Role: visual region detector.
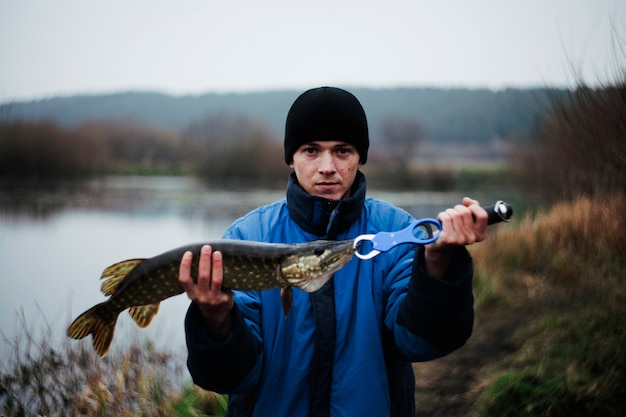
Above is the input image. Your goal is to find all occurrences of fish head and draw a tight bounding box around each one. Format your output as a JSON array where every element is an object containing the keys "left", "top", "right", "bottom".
[{"left": 280, "top": 239, "right": 356, "bottom": 292}]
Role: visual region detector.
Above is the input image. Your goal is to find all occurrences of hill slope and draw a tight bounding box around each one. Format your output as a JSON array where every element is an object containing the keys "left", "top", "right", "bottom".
[{"left": 1, "top": 87, "right": 566, "bottom": 145}]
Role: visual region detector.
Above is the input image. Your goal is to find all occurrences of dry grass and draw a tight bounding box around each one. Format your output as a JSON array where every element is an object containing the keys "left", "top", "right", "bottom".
[
  {"left": 471, "top": 195, "right": 626, "bottom": 306},
  {"left": 0, "top": 313, "right": 226, "bottom": 417}
]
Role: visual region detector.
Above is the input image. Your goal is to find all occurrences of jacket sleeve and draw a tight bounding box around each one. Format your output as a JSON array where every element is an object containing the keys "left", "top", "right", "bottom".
[
  {"left": 391, "top": 246, "right": 474, "bottom": 361},
  {"left": 184, "top": 297, "right": 263, "bottom": 393}
]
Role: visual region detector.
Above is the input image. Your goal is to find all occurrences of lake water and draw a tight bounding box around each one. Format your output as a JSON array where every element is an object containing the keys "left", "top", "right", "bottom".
[{"left": 0, "top": 176, "right": 497, "bottom": 357}]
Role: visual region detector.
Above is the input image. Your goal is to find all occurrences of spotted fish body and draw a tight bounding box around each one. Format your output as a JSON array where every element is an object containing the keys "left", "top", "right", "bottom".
[{"left": 67, "top": 239, "right": 356, "bottom": 357}]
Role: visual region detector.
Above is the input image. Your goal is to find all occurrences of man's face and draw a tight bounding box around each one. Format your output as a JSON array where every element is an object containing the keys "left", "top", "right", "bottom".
[{"left": 289, "top": 141, "right": 363, "bottom": 201}]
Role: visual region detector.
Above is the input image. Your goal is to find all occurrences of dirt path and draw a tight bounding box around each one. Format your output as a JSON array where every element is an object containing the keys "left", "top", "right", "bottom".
[{"left": 412, "top": 306, "right": 520, "bottom": 416}]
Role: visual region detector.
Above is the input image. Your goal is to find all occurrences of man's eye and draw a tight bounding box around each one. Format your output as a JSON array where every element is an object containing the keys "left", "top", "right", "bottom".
[{"left": 304, "top": 147, "right": 317, "bottom": 154}]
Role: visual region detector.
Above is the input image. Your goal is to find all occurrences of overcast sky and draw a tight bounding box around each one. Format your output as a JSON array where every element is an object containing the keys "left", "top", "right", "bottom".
[{"left": 1, "top": 0, "right": 624, "bottom": 103}]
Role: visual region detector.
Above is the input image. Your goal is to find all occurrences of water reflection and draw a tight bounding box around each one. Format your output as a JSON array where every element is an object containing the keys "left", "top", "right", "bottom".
[
  {"left": 0, "top": 176, "right": 473, "bottom": 356},
  {"left": 0, "top": 176, "right": 287, "bottom": 221}
]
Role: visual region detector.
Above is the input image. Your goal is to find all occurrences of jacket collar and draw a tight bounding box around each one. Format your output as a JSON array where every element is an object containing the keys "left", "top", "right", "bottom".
[{"left": 286, "top": 171, "right": 366, "bottom": 239}]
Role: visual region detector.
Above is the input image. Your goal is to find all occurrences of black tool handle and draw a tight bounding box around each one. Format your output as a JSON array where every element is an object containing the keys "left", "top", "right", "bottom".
[{"left": 484, "top": 201, "right": 514, "bottom": 225}]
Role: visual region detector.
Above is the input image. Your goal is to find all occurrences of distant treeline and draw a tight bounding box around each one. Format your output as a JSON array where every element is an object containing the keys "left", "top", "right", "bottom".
[
  {"left": 1, "top": 77, "right": 624, "bottom": 199},
  {"left": 0, "top": 113, "right": 289, "bottom": 185},
  {"left": 1, "top": 87, "right": 566, "bottom": 146},
  {"left": 0, "top": 121, "right": 185, "bottom": 179}
]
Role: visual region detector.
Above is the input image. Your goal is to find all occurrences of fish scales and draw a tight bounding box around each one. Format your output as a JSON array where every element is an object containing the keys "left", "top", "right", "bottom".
[
  {"left": 67, "top": 239, "right": 356, "bottom": 357},
  {"left": 102, "top": 241, "right": 313, "bottom": 310}
]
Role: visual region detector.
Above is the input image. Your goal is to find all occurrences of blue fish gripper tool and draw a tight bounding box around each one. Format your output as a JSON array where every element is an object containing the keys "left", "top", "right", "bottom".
[{"left": 353, "top": 218, "right": 442, "bottom": 260}]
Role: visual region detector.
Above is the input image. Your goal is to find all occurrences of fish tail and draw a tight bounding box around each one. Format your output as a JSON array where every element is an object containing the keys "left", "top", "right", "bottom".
[{"left": 67, "top": 303, "right": 117, "bottom": 358}]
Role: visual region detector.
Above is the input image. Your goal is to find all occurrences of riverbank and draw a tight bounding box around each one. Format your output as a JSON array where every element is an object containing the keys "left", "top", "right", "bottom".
[{"left": 414, "top": 195, "right": 626, "bottom": 416}]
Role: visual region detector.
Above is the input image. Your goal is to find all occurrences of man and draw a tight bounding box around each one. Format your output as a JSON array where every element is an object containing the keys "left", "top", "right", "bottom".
[{"left": 179, "top": 86, "right": 487, "bottom": 416}]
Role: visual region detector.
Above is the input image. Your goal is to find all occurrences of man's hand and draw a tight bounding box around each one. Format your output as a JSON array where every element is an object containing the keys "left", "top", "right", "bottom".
[
  {"left": 179, "top": 245, "right": 235, "bottom": 339},
  {"left": 425, "top": 197, "right": 488, "bottom": 279}
]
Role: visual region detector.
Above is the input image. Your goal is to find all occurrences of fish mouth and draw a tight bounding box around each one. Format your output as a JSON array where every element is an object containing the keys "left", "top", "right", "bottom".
[{"left": 280, "top": 239, "right": 356, "bottom": 292}]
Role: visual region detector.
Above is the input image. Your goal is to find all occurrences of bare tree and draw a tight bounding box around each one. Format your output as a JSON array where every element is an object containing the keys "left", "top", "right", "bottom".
[
  {"left": 521, "top": 79, "right": 626, "bottom": 202},
  {"left": 180, "top": 112, "right": 288, "bottom": 184},
  {"left": 379, "top": 116, "right": 424, "bottom": 170}
]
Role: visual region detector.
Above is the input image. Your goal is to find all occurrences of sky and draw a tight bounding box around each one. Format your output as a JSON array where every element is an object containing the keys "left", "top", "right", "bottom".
[{"left": 1, "top": 0, "right": 625, "bottom": 103}]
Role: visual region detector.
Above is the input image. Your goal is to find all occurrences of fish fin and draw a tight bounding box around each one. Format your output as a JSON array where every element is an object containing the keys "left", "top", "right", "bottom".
[
  {"left": 294, "top": 271, "right": 335, "bottom": 293},
  {"left": 128, "top": 304, "right": 160, "bottom": 328},
  {"left": 67, "top": 303, "right": 117, "bottom": 358},
  {"left": 100, "top": 259, "right": 145, "bottom": 295},
  {"left": 280, "top": 286, "right": 292, "bottom": 317}
]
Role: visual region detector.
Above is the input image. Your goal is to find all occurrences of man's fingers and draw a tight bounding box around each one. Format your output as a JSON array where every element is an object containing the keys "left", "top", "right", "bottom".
[
  {"left": 178, "top": 245, "right": 232, "bottom": 311},
  {"left": 443, "top": 207, "right": 470, "bottom": 245},
  {"left": 197, "top": 245, "right": 213, "bottom": 289},
  {"left": 178, "top": 251, "right": 193, "bottom": 287},
  {"left": 462, "top": 196, "right": 479, "bottom": 207},
  {"left": 209, "top": 251, "right": 224, "bottom": 293},
  {"left": 463, "top": 197, "right": 488, "bottom": 241},
  {"left": 454, "top": 204, "right": 473, "bottom": 227}
]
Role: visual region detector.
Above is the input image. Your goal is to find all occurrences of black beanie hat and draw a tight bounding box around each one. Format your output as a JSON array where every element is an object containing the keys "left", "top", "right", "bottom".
[{"left": 284, "top": 86, "right": 369, "bottom": 164}]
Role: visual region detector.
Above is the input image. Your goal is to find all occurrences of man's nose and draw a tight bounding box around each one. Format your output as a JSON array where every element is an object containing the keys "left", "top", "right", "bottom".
[{"left": 318, "top": 152, "right": 336, "bottom": 173}]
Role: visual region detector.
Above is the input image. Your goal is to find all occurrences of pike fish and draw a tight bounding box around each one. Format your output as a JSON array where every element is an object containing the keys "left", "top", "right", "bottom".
[{"left": 67, "top": 239, "right": 356, "bottom": 357}]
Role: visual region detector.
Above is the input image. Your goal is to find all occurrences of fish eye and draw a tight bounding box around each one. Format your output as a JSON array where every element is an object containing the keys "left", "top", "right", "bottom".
[{"left": 313, "top": 248, "right": 325, "bottom": 256}]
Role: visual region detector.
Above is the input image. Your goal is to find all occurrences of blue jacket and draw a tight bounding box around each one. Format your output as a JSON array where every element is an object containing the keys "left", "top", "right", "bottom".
[{"left": 184, "top": 173, "right": 474, "bottom": 417}]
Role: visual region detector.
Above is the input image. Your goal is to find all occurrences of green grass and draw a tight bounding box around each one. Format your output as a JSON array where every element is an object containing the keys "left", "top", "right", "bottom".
[{"left": 478, "top": 305, "right": 625, "bottom": 416}]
